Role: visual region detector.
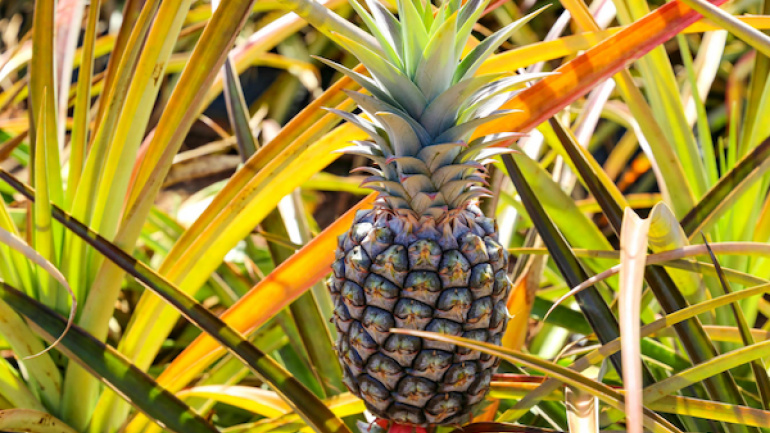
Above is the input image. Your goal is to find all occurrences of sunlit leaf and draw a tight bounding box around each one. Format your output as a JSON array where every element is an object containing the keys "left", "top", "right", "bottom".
[
  {"left": 395, "top": 330, "right": 682, "bottom": 433},
  {"left": 0, "top": 409, "right": 77, "bottom": 433},
  {"left": 147, "top": 194, "right": 375, "bottom": 403},
  {"left": 619, "top": 209, "right": 651, "bottom": 433}
]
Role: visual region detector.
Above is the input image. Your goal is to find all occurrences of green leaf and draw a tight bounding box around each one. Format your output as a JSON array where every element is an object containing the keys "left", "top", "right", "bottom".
[
  {"left": 261, "top": 204, "right": 344, "bottom": 398},
  {"left": 677, "top": 34, "right": 717, "bottom": 187},
  {"left": 343, "top": 89, "right": 431, "bottom": 145},
  {"left": 0, "top": 170, "right": 352, "bottom": 433},
  {"left": 454, "top": 9, "right": 544, "bottom": 83},
  {"left": 0, "top": 227, "right": 61, "bottom": 412},
  {"left": 420, "top": 74, "right": 501, "bottom": 137},
  {"left": 0, "top": 359, "right": 45, "bottom": 411},
  {"left": 547, "top": 116, "right": 751, "bottom": 416},
  {"left": 0, "top": 409, "right": 77, "bottom": 433},
  {"left": 461, "top": 72, "right": 554, "bottom": 121},
  {"left": 501, "top": 152, "right": 629, "bottom": 381},
  {"left": 740, "top": 0, "right": 770, "bottom": 157},
  {"left": 648, "top": 203, "right": 703, "bottom": 298},
  {"left": 676, "top": 0, "right": 770, "bottom": 58},
  {"left": 643, "top": 338, "right": 770, "bottom": 405},
  {"left": 0, "top": 201, "right": 34, "bottom": 296},
  {"left": 701, "top": 236, "right": 770, "bottom": 410},
  {"left": 398, "top": 0, "right": 429, "bottom": 77},
  {"left": 331, "top": 32, "right": 428, "bottom": 118},
  {"left": 66, "top": 0, "right": 101, "bottom": 208},
  {"left": 501, "top": 151, "right": 616, "bottom": 280},
  {"left": 347, "top": 0, "right": 403, "bottom": 68},
  {"left": 314, "top": 56, "right": 403, "bottom": 111},
  {"left": 222, "top": 58, "right": 258, "bottom": 159},
  {"left": 29, "top": 0, "right": 60, "bottom": 199},
  {"left": 455, "top": 0, "right": 490, "bottom": 56},
  {"left": 280, "top": 0, "right": 380, "bottom": 55},
  {"left": 435, "top": 110, "right": 515, "bottom": 143},
  {"left": 377, "top": 112, "right": 423, "bottom": 156},
  {"left": 414, "top": 11, "right": 458, "bottom": 101},
  {"left": 510, "top": 279, "right": 770, "bottom": 424},
  {"left": 681, "top": 136, "right": 770, "bottom": 238},
  {"left": 0, "top": 283, "right": 218, "bottom": 433},
  {"left": 396, "top": 329, "right": 683, "bottom": 433},
  {"left": 33, "top": 90, "right": 55, "bottom": 308}
]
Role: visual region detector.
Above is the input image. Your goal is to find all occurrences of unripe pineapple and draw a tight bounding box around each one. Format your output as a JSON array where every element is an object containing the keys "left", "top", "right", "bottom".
[{"left": 325, "top": 0, "right": 541, "bottom": 427}]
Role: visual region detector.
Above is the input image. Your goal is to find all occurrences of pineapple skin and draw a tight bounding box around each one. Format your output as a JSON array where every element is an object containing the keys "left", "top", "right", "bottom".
[
  {"left": 328, "top": 205, "right": 512, "bottom": 426},
  {"left": 319, "top": 0, "right": 542, "bottom": 425}
]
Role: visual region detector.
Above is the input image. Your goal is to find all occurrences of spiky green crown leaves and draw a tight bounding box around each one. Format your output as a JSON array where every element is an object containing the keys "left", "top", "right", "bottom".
[{"left": 323, "top": 0, "right": 545, "bottom": 218}]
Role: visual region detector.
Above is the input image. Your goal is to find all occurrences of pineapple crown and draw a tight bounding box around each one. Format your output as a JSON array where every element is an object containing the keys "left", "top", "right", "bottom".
[{"left": 322, "top": 0, "right": 545, "bottom": 219}]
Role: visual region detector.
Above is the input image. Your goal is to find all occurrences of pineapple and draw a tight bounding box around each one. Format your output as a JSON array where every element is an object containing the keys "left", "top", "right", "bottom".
[{"left": 325, "top": 0, "right": 541, "bottom": 427}]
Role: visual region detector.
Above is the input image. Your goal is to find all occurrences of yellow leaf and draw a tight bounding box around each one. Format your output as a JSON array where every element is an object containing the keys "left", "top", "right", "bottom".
[
  {"left": 123, "top": 193, "right": 376, "bottom": 433},
  {"left": 177, "top": 386, "right": 291, "bottom": 418}
]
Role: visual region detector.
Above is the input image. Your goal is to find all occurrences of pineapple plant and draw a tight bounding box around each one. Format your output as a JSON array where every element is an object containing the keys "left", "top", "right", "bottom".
[{"left": 324, "top": 0, "right": 541, "bottom": 427}]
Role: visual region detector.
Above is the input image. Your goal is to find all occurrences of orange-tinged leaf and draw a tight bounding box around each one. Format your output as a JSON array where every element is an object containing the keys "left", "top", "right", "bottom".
[
  {"left": 152, "top": 89, "right": 358, "bottom": 281},
  {"left": 472, "top": 398, "right": 500, "bottom": 423},
  {"left": 116, "top": 112, "right": 365, "bottom": 433},
  {"left": 151, "top": 193, "right": 376, "bottom": 396},
  {"left": 501, "top": 264, "right": 538, "bottom": 351},
  {"left": 473, "top": 0, "right": 729, "bottom": 140}
]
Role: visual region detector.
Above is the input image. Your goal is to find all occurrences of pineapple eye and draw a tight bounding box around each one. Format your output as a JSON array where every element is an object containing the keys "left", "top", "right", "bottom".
[
  {"left": 364, "top": 274, "right": 401, "bottom": 311},
  {"left": 438, "top": 250, "right": 471, "bottom": 288},
  {"left": 439, "top": 362, "right": 479, "bottom": 393},
  {"left": 469, "top": 263, "right": 494, "bottom": 298},
  {"left": 393, "top": 298, "right": 433, "bottom": 329},
  {"left": 411, "top": 350, "right": 453, "bottom": 381},
  {"left": 407, "top": 239, "right": 442, "bottom": 271}
]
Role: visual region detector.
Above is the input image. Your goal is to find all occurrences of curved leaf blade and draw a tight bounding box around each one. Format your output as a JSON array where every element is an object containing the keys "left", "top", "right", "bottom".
[
  {"left": 0, "top": 283, "right": 218, "bottom": 433},
  {"left": 395, "top": 330, "right": 682, "bottom": 433},
  {"left": 0, "top": 171, "right": 352, "bottom": 433},
  {"left": 150, "top": 194, "right": 376, "bottom": 399}
]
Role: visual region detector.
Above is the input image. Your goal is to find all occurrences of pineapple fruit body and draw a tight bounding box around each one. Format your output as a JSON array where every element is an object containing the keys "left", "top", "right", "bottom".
[
  {"left": 329, "top": 207, "right": 512, "bottom": 425},
  {"left": 322, "top": 0, "right": 542, "bottom": 426}
]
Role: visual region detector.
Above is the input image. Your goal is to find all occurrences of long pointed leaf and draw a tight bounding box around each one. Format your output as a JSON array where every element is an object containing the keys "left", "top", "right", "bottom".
[
  {"left": 702, "top": 237, "right": 770, "bottom": 410},
  {"left": 472, "top": 0, "right": 730, "bottom": 139},
  {"left": 0, "top": 170, "right": 352, "bottom": 433},
  {"left": 0, "top": 359, "right": 44, "bottom": 411},
  {"left": 66, "top": 0, "right": 101, "bottom": 207},
  {"left": 0, "top": 409, "right": 77, "bottom": 433},
  {"left": 0, "top": 227, "right": 62, "bottom": 411},
  {"left": 132, "top": 194, "right": 376, "bottom": 428},
  {"left": 506, "top": 280, "right": 770, "bottom": 422},
  {"left": 396, "top": 330, "right": 682, "bottom": 433},
  {"left": 501, "top": 152, "right": 627, "bottom": 380},
  {"left": 454, "top": 9, "right": 544, "bottom": 82},
  {"left": 545, "top": 116, "right": 751, "bottom": 415},
  {"left": 678, "top": 0, "right": 770, "bottom": 57},
  {"left": 0, "top": 283, "right": 218, "bottom": 433},
  {"left": 681, "top": 136, "right": 770, "bottom": 238},
  {"left": 619, "top": 209, "right": 652, "bottom": 433},
  {"left": 33, "top": 90, "right": 55, "bottom": 308}
]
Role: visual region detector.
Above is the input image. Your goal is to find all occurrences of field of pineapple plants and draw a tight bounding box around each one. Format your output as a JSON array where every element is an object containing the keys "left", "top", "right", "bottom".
[{"left": 0, "top": 0, "right": 769, "bottom": 431}]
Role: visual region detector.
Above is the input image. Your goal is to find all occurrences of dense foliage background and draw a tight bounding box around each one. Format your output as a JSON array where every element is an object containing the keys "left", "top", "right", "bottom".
[{"left": 0, "top": 0, "right": 769, "bottom": 432}]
